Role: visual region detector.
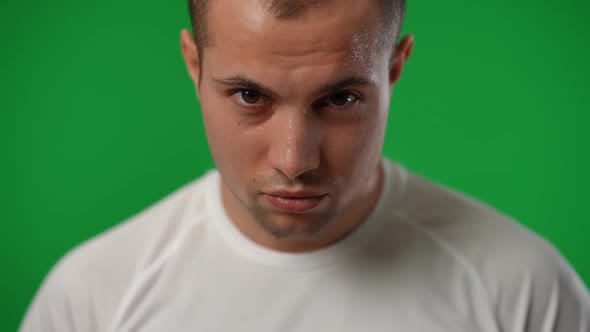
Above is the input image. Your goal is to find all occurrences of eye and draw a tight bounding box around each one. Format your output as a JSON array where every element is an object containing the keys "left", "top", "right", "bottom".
[
  {"left": 323, "top": 91, "right": 359, "bottom": 108},
  {"left": 233, "top": 89, "right": 267, "bottom": 105}
]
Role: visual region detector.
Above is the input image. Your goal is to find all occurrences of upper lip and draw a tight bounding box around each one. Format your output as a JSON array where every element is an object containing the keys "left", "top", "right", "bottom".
[{"left": 265, "top": 190, "right": 327, "bottom": 198}]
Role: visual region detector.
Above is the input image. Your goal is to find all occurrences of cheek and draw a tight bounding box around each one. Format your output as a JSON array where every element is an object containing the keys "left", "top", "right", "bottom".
[
  {"left": 201, "top": 101, "right": 232, "bottom": 164},
  {"left": 200, "top": 94, "right": 266, "bottom": 183},
  {"left": 323, "top": 111, "right": 387, "bottom": 170},
  {"left": 321, "top": 116, "right": 386, "bottom": 205}
]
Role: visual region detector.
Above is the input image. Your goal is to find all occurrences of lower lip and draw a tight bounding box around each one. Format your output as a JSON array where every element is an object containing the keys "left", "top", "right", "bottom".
[{"left": 265, "top": 194, "right": 326, "bottom": 213}]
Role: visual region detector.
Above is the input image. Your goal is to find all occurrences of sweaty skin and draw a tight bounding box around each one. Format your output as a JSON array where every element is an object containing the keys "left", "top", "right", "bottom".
[{"left": 181, "top": 0, "right": 414, "bottom": 252}]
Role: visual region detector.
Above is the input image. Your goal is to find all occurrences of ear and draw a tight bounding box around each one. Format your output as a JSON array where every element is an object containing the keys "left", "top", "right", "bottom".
[
  {"left": 180, "top": 29, "right": 202, "bottom": 88},
  {"left": 389, "top": 34, "right": 415, "bottom": 87}
]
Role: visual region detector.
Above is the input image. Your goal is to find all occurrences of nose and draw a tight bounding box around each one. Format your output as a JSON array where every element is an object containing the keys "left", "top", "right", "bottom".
[{"left": 266, "top": 110, "right": 321, "bottom": 180}]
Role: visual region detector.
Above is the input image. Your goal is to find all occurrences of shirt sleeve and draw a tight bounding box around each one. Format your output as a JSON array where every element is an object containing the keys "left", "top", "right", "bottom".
[
  {"left": 492, "top": 242, "right": 590, "bottom": 332},
  {"left": 19, "top": 255, "right": 99, "bottom": 332},
  {"left": 19, "top": 266, "right": 78, "bottom": 332}
]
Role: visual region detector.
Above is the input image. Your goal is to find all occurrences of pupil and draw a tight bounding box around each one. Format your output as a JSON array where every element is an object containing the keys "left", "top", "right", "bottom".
[
  {"left": 331, "top": 92, "right": 351, "bottom": 106},
  {"left": 242, "top": 90, "right": 260, "bottom": 104}
]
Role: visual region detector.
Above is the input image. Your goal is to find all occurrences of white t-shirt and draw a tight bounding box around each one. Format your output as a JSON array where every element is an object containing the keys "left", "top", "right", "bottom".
[{"left": 20, "top": 159, "right": 590, "bottom": 332}]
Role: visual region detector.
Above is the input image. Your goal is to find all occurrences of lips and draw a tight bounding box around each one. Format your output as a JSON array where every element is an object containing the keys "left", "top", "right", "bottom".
[{"left": 264, "top": 191, "right": 327, "bottom": 213}]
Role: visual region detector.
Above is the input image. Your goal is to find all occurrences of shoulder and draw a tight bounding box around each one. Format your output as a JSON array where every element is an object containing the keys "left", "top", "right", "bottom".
[
  {"left": 398, "top": 168, "right": 568, "bottom": 278},
  {"left": 391, "top": 163, "right": 590, "bottom": 330},
  {"left": 399, "top": 167, "right": 552, "bottom": 271},
  {"left": 58, "top": 170, "right": 216, "bottom": 287},
  {"left": 20, "top": 171, "right": 218, "bottom": 332}
]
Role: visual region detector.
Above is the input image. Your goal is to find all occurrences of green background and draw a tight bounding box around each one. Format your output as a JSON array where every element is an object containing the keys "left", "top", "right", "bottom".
[{"left": 1, "top": 0, "right": 588, "bottom": 330}]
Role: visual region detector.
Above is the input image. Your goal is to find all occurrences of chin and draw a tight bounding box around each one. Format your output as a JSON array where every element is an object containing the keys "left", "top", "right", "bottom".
[{"left": 254, "top": 211, "right": 335, "bottom": 239}]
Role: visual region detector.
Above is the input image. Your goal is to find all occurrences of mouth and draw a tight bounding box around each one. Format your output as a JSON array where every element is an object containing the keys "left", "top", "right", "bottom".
[{"left": 263, "top": 191, "right": 327, "bottom": 213}]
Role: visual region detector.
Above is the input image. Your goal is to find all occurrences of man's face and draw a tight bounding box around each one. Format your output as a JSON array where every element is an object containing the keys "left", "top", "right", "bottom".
[{"left": 184, "top": 0, "right": 408, "bottom": 245}]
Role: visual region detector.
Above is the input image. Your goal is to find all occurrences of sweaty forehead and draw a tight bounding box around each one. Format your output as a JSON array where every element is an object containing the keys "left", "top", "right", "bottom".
[{"left": 206, "top": 0, "right": 384, "bottom": 67}]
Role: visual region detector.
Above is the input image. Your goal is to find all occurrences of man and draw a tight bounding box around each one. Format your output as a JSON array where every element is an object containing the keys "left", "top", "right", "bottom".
[{"left": 21, "top": 0, "right": 590, "bottom": 331}]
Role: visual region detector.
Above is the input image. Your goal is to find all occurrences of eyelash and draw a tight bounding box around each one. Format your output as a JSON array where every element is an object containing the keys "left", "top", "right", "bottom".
[
  {"left": 229, "top": 89, "right": 362, "bottom": 112},
  {"left": 230, "top": 89, "right": 269, "bottom": 109},
  {"left": 316, "top": 91, "right": 361, "bottom": 109}
]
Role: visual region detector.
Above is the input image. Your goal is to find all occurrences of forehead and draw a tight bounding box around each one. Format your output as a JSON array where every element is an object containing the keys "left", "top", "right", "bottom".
[{"left": 205, "top": 0, "right": 386, "bottom": 74}]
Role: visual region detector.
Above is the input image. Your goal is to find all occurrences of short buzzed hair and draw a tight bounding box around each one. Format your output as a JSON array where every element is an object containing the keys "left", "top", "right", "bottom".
[{"left": 187, "top": 0, "right": 406, "bottom": 56}]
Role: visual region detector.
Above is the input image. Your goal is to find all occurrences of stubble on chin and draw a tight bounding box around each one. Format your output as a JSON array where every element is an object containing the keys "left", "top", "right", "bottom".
[{"left": 248, "top": 203, "right": 338, "bottom": 239}]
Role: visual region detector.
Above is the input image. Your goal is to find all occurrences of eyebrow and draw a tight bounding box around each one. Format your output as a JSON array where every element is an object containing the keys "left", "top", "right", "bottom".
[
  {"left": 316, "top": 76, "right": 378, "bottom": 97},
  {"left": 213, "top": 76, "right": 278, "bottom": 98},
  {"left": 212, "top": 74, "right": 378, "bottom": 99}
]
